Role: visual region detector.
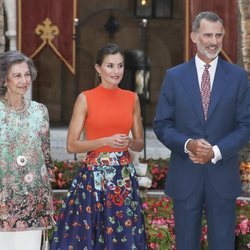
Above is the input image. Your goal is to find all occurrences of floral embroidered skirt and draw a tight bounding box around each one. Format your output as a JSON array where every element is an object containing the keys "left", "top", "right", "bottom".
[{"left": 50, "top": 151, "right": 147, "bottom": 250}]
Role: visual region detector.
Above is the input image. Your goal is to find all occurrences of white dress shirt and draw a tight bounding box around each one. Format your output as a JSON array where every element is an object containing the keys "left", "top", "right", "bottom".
[{"left": 184, "top": 55, "right": 222, "bottom": 164}]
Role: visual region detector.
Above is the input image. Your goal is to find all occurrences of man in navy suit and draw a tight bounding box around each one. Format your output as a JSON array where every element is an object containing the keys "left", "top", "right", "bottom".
[{"left": 153, "top": 11, "right": 250, "bottom": 250}]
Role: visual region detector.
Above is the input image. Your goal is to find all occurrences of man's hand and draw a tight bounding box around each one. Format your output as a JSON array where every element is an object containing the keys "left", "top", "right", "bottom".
[
  {"left": 189, "top": 150, "right": 214, "bottom": 164},
  {"left": 187, "top": 139, "right": 214, "bottom": 164}
]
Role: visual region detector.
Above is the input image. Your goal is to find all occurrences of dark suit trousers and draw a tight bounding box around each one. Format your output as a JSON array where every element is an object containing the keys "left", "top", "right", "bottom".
[{"left": 173, "top": 166, "right": 236, "bottom": 250}]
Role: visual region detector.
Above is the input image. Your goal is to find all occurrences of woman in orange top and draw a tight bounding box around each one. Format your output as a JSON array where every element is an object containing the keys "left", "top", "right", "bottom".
[{"left": 51, "top": 43, "right": 148, "bottom": 249}]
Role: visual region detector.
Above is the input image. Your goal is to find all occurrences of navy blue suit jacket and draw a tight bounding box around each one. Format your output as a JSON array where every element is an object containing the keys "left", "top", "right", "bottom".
[{"left": 153, "top": 57, "right": 250, "bottom": 200}]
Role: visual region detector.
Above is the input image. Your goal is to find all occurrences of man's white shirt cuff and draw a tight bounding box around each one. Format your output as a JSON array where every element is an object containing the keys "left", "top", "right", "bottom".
[
  {"left": 184, "top": 139, "right": 193, "bottom": 153},
  {"left": 211, "top": 145, "right": 222, "bottom": 164}
]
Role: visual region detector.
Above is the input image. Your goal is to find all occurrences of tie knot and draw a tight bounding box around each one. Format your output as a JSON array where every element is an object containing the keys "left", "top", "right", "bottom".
[{"left": 204, "top": 64, "right": 210, "bottom": 70}]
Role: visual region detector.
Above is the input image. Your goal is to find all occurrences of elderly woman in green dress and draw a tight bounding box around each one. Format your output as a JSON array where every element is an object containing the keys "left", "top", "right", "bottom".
[{"left": 0, "top": 51, "right": 54, "bottom": 250}]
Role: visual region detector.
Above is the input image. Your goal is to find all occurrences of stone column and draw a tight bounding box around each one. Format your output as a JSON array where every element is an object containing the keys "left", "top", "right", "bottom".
[
  {"left": 4, "top": 0, "right": 16, "bottom": 50},
  {"left": 238, "top": 0, "right": 250, "bottom": 195},
  {"left": 238, "top": 0, "right": 250, "bottom": 162},
  {"left": 238, "top": 0, "right": 250, "bottom": 78},
  {"left": 4, "top": 0, "right": 32, "bottom": 98},
  {"left": 0, "top": 0, "right": 5, "bottom": 53}
]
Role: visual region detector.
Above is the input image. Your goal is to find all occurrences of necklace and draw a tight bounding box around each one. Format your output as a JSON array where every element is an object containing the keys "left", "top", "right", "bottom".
[{"left": 4, "top": 94, "right": 25, "bottom": 111}]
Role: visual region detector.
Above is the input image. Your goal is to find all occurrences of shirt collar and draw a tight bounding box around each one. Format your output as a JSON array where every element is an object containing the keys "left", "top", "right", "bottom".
[{"left": 195, "top": 55, "right": 218, "bottom": 71}]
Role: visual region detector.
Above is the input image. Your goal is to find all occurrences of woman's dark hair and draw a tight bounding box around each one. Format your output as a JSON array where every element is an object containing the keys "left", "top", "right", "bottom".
[
  {"left": 95, "top": 43, "right": 124, "bottom": 66},
  {"left": 95, "top": 43, "right": 124, "bottom": 85},
  {"left": 0, "top": 50, "right": 37, "bottom": 95}
]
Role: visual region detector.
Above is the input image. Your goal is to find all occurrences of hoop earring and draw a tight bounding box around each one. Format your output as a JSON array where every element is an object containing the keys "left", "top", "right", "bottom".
[{"left": 98, "top": 73, "right": 101, "bottom": 77}]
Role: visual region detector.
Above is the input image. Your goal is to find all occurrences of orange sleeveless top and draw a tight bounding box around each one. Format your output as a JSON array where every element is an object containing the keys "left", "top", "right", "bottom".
[{"left": 83, "top": 85, "right": 136, "bottom": 152}]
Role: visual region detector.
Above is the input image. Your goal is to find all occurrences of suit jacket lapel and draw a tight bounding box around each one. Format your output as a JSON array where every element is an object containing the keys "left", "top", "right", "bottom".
[
  {"left": 207, "top": 58, "right": 230, "bottom": 119},
  {"left": 182, "top": 58, "right": 205, "bottom": 124}
]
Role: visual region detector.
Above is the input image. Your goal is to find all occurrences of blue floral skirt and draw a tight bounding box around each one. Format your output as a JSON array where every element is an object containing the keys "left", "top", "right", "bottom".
[{"left": 50, "top": 151, "right": 147, "bottom": 250}]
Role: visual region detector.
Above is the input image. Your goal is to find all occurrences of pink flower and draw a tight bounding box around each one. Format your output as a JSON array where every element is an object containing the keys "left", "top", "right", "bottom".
[
  {"left": 237, "top": 218, "right": 250, "bottom": 235},
  {"left": 16, "top": 220, "right": 28, "bottom": 230},
  {"left": 24, "top": 172, "right": 34, "bottom": 183},
  {"left": 3, "top": 221, "right": 11, "bottom": 230},
  {"left": 142, "top": 202, "right": 149, "bottom": 210},
  {"left": 149, "top": 242, "right": 159, "bottom": 249}
]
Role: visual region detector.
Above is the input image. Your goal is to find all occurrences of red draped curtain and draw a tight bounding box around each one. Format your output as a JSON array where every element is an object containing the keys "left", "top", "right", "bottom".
[
  {"left": 184, "top": 0, "right": 238, "bottom": 63},
  {"left": 17, "top": 0, "right": 77, "bottom": 74}
]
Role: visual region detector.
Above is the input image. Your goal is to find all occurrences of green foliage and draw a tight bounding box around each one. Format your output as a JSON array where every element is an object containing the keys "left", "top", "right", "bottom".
[
  {"left": 141, "top": 158, "right": 169, "bottom": 189},
  {"left": 142, "top": 197, "right": 175, "bottom": 249},
  {"left": 52, "top": 160, "right": 82, "bottom": 189},
  {"left": 51, "top": 159, "right": 250, "bottom": 249}
]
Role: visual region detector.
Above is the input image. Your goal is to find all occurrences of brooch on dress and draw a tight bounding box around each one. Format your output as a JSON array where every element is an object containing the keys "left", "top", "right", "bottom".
[{"left": 16, "top": 155, "right": 27, "bottom": 166}]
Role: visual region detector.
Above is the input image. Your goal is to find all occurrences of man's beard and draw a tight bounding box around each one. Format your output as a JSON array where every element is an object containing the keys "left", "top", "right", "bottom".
[{"left": 197, "top": 42, "right": 222, "bottom": 60}]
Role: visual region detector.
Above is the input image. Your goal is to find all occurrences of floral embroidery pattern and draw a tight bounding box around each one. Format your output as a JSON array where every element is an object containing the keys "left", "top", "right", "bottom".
[
  {"left": 51, "top": 151, "right": 147, "bottom": 250},
  {"left": 0, "top": 99, "right": 54, "bottom": 231}
]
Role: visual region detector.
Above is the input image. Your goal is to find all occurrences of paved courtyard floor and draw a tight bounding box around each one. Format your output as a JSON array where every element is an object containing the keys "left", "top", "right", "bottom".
[
  {"left": 50, "top": 127, "right": 171, "bottom": 161},
  {"left": 51, "top": 127, "right": 250, "bottom": 200}
]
